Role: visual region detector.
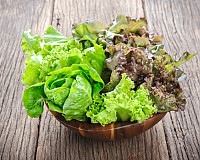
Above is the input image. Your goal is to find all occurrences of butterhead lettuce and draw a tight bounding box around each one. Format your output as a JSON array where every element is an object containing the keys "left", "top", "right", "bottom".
[
  {"left": 44, "top": 64, "right": 104, "bottom": 121},
  {"left": 22, "top": 26, "right": 105, "bottom": 118}
]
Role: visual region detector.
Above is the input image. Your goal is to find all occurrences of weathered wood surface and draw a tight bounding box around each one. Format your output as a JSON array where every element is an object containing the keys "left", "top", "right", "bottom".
[{"left": 0, "top": 0, "right": 199, "bottom": 159}]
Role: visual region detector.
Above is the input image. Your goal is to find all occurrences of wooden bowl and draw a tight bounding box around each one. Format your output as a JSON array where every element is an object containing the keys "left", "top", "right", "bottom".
[{"left": 45, "top": 103, "right": 167, "bottom": 141}]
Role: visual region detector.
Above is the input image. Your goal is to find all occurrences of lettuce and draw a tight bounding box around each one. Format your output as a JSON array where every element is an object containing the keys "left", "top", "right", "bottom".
[
  {"left": 21, "top": 29, "right": 43, "bottom": 56},
  {"left": 72, "top": 20, "right": 104, "bottom": 48},
  {"left": 23, "top": 82, "right": 46, "bottom": 118},
  {"left": 22, "top": 26, "right": 105, "bottom": 118},
  {"left": 44, "top": 64, "right": 104, "bottom": 121},
  {"left": 102, "top": 45, "right": 196, "bottom": 112},
  {"left": 87, "top": 74, "right": 157, "bottom": 126},
  {"left": 92, "top": 15, "right": 197, "bottom": 113},
  {"left": 22, "top": 26, "right": 82, "bottom": 86},
  {"left": 22, "top": 26, "right": 105, "bottom": 86},
  {"left": 22, "top": 15, "right": 197, "bottom": 125}
]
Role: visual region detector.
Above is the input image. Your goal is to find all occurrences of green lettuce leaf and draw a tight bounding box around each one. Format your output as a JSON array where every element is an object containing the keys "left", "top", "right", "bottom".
[
  {"left": 44, "top": 64, "right": 104, "bottom": 121},
  {"left": 22, "top": 26, "right": 106, "bottom": 120},
  {"left": 46, "top": 100, "right": 63, "bottom": 113},
  {"left": 22, "top": 55, "right": 43, "bottom": 86},
  {"left": 38, "top": 45, "right": 83, "bottom": 81},
  {"left": 108, "top": 14, "right": 128, "bottom": 33},
  {"left": 63, "top": 74, "right": 92, "bottom": 121},
  {"left": 72, "top": 19, "right": 104, "bottom": 47},
  {"left": 22, "top": 30, "right": 43, "bottom": 56},
  {"left": 87, "top": 74, "right": 157, "bottom": 126},
  {"left": 174, "top": 52, "right": 198, "bottom": 67},
  {"left": 22, "top": 26, "right": 105, "bottom": 86},
  {"left": 44, "top": 25, "right": 69, "bottom": 44},
  {"left": 23, "top": 82, "right": 46, "bottom": 118},
  {"left": 81, "top": 44, "right": 105, "bottom": 75}
]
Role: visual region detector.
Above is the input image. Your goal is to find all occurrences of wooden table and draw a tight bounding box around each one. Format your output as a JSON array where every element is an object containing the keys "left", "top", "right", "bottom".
[{"left": 0, "top": 0, "right": 199, "bottom": 159}]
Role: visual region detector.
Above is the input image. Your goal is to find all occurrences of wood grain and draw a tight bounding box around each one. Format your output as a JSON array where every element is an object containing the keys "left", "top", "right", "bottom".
[
  {"left": 0, "top": 0, "right": 54, "bottom": 159},
  {"left": 144, "top": 0, "right": 200, "bottom": 159},
  {"left": 0, "top": 0, "right": 199, "bottom": 159}
]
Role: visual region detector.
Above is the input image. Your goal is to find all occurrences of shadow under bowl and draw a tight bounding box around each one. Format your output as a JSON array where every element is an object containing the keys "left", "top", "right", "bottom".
[{"left": 45, "top": 103, "right": 167, "bottom": 141}]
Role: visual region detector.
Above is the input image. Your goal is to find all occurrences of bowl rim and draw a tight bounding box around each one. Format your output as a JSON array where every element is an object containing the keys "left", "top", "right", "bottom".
[{"left": 45, "top": 101, "right": 167, "bottom": 131}]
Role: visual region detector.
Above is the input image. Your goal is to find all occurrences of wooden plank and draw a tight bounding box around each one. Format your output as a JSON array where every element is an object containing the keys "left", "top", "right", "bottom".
[
  {"left": 0, "top": 0, "right": 54, "bottom": 159},
  {"left": 35, "top": 0, "right": 172, "bottom": 159},
  {"left": 144, "top": 0, "right": 200, "bottom": 159},
  {"left": 50, "top": 0, "right": 144, "bottom": 37},
  {"left": 1, "top": 0, "right": 199, "bottom": 159}
]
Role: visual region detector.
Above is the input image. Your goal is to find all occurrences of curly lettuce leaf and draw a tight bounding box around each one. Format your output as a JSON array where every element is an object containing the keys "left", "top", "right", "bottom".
[
  {"left": 141, "top": 54, "right": 187, "bottom": 112},
  {"left": 22, "top": 26, "right": 105, "bottom": 86},
  {"left": 98, "top": 15, "right": 163, "bottom": 53},
  {"left": 22, "top": 30, "right": 43, "bottom": 56},
  {"left": 22, "top": 43, "right": 82, "bottom": 86},
  {"left": 103, "top": 42, "right": 197, "bottom": 113},
  {"left": 22, "top": 26, "right": 83, "bottom": 86},
  {"left": 38, "top": 46, "right": 83, "bottom": 81},
  {"left": 87, "top": 74, "right": 157, "bottom": 126},
  {"left": 127, "top": 18, "right": 147, "bottom": 33},
  {"left": 150, "top": 84, "right": 186, "bottom": 112},
  {"left": 103, "top": 46, "right": 153, "bottom": 91},
  {"left": 23, "top": 82, "right": 46, "bottom": 118},
  {"left": 22, "top": 55, "right": 43, "bottom": 86}
]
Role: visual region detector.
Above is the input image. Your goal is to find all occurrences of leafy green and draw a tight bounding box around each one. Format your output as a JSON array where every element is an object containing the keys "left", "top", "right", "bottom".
[
  {"left": 22, "top": 26, "right": 105, "bottom": 120},
  {"left": 94, "top": 15, "right": 197, "bottom": 113},
  {"left": 63, "top": 74, "right": 92, "bottom": 121},
  {"left": 87, "top": 74, "right": 157, "bottom": 126},
  {"left": 21, "top": 27, "right": 81, "bottom": 86},
  {"left": 103, "top": 46, "right": 153, "bottom": 92},
  {"left": 82, "top": 44, "right": 105, "bottom": 75},
  {"left": 22, "top": 55, "right": 43, "bottom": 86},
  {"left": 108, "top": 15, "right": 148, "bottom": 34},
  {"left": 108, "top": 14, "right": 128, "bottom": 33},
  {"left": 21, "top": 29, "right": 43, "bottom": 56},
  {"left": 174, "top": 52, "right": 198, "bottom": 67},
  {"left": 101, "top": 71, "right": 120, "bottom": 92},
  {"left": 22, "top": 26, "right": 105, "bottom": 86},
  {"left": 44, "top": 64, "right": 104, "bottom": 121},
  {"left": 44, "top": 25, "right": 69, "bottom": 44},
  {"left": 21, "top": 15, "right": 198, "bottom": 126},
  {"left": 102, "top": 44, "right": 197, "bottom": 112},
  {"left": 46, "top": 100, "right": 63, "bottom": 113},
  {"left": 72, "top": 19, "right": 104, "bottom": 48},
  {"left": 23, "top": 82, "right": 46, "bottom": 118}
]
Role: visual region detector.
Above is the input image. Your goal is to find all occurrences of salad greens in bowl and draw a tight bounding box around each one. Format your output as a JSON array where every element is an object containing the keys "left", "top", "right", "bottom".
[{"left": 21, "top": 15, "right": 197, "bottom": 140}]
